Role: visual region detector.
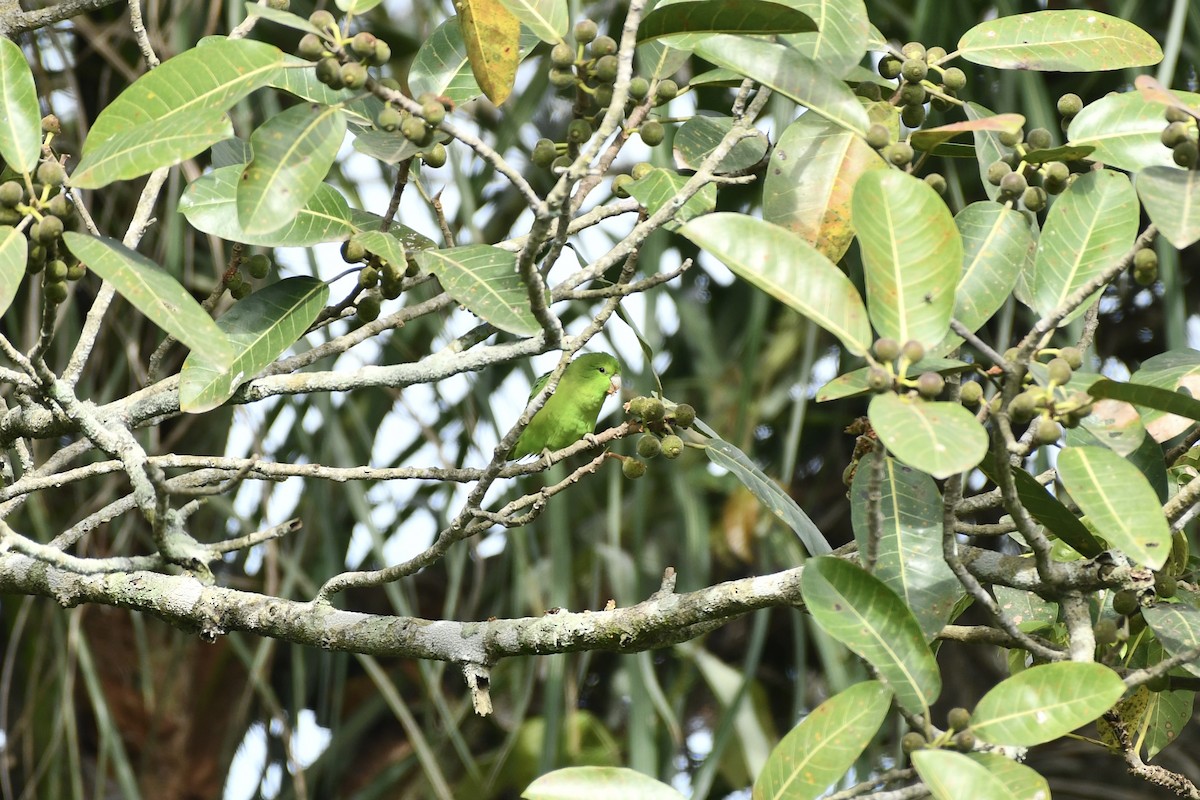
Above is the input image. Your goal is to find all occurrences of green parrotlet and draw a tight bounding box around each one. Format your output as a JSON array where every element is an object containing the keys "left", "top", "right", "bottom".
[{"left": 511, "top": 353, "right": 621, "bottom": 460}]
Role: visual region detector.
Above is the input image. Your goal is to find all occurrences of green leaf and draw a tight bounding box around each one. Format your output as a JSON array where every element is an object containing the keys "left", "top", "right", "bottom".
[
  {"left": 71, "top": 113, "right": 233, "bottom": 189},
  {"left": 498, "top": 0, "right": 567, "bottom": 43},
  {"left": 1021, "top": 143, "right": 1095, "bottom": 163},
  {"left": 62, "top": 232, "right": 233, "bottom": 365},
  {"left": 1031, "top": 170, "right": 1138, "bottom": 325},
  {"left": 409, "top": 18, "right": 540, "bottom": 105},
  {"left": 1005, "top": 465, "right": 1103, "bottom": 557},
  {"left": 672, "top": 115, "right": 769, "bottom": 174},
  {"left": 180, "top": 164, "right": 355, "bottom": 247},
  {"left": 850, "top": 454, "right": 960, "bottom": 640},
  {"left": 628, "top": 168, "right": 716, "bottom": 230},
  {"left": 993, "top": 586, "right": 1059, "bottom": 633},
  {"left": 414, "top": 245, "right": 539, "bottom": 336},
  {"left": 699, "top": 432, "right": 830, "bottom": 556},
  {"left": 912, "top": 750, "right": 1018, "bottom": 800},
  {"left": 350, "top": 229, "right": 407, "bottom": 269},
  {"left": 0, "top": 38, "right": 42, "bottom": 174},
  {"left": 457, "top": 0, "right": 521, "bottom": 105},
  {"left": 910, "top": 114, "right": 1024, "bottom": 154},
  {"left": 801, "top": 557, "right": 941, "bottom": 715},
  {"left": 868, "top": 394, "right": 988, "bottom": 480},
  {"left": 1056, "top": 446, "right": 1171, "bottom": 569},
  {"left": 688, "top": 67, "right": 745, "bottom": 87},
  {"left": 179, "top": 277, "right": 329, "bottom": 413},
  {"left": 779, "top": 0, "right": 869, "bottom": 79},
  {"left": 636, "top": 40, "right": 690, "bottom": 80},
  {"left": 1143, "top": 604, "right": 1200, "bottom": 679},
  {"left": 816, "top": 358, "right": 970, "bottom": 403},
  {"left": 752, "top": 681, "right": 891, "bottom": 800},
  {"left": 1127, "top": 350, "right": 1200, "bottom": 442},
  {"left": 972, "top": 662, "right": 1126, "bottom": 746},
  {"left": 637, "top": 0, "right": 815, "bottom": 43},
  {"left": 966, "top": 103, "right": 1016, "bottom": 202},
  {"left": 351, "top": 128, "right": 426, "bottom": 164},
  {"left": 1136, "top": 167, "right": 1200, "bottom": 250},
  {"left": 678, "top": 214, "right": 872, "bottom": 356},
  {"left": 0, "top": 226, "right": 27, "bottom": 320},
  {"left": 1068, "top": 90, "right": 1200, "bottom": 173},
  {"left": 965, "top": 753, "right": 1049, "bottom": 800},
  {"left": 237, "top": 103, "right": 346, "bottom": 235},
  {"left": 348, "top": 211, "right": 438, "bottom": 253},
  {"left": 1089, "top": 378, "right": 1200, "bottom": 426},
  {"left": 853, "top": 170, "right": 962, "bottom": 347},
  {"left": 694, "top": 35, "right": 869, "bottom": 135},
  {"left": 243, "top": 2, "right": 323, "bottom": 34},
  {"left": 81, "top": 37, "right": 282, "bottom": 154},
  {"left": 524, "top": 767, "right": 685, "bottom": 800},
  {"left": 958, "top": 10, "right": 1162, "bottom": 72},
  {"left": 763, "top": 111, "right": 887, "bottom": 264},
  {"left": 269, "top": 55, "right": 373, "bottom": 116}
]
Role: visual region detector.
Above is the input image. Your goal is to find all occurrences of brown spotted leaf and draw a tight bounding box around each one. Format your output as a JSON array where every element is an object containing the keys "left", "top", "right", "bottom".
[{"left": 457, "top": 0, "right": 521, "bottom": 105}]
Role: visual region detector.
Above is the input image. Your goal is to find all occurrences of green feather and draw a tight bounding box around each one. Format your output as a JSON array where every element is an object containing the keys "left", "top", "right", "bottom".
[{"left": 512, "top": 353, "right": 620, "bottom": 459}]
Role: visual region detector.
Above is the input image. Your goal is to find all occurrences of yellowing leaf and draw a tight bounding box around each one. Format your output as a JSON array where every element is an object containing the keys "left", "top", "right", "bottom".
[{"left": 457, "top": 0, "right": 521, "bottom": 105}]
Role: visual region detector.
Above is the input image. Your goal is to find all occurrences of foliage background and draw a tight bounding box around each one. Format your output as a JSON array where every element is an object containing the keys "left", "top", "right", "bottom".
[{"left": 2, "top": 0, "right": 1200, "bottom": 798}]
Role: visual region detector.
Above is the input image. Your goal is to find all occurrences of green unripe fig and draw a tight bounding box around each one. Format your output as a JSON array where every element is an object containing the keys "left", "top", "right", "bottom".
[
  {"left": 1113, "top": 589, "right": 1140, "bottom": 617},
  {"left": 1173, "top": 140, "right": 1198, "bottom": 168},
  {"left": 591, "top": 35, "right": 617, "bottom": 56},
  {"left": 986, "top": 160, "right": 1012, "bottom": 186},
  {"left": 1009, "top": 391, "right": 1037, "bottom": 422},
  {"left": 46, "top": 193, "right": 73, "bottom": 220},
  {"left": 660, "top": 434, "right": 684, "bottom": 459},
  {"left": 916, "top": 371, "right": 944, "bottom": 398},
  {"left": 612, "top": 173, "right": 634, "bottom": 197},
  {"left": 900, "top": 339, "right": 925, "bottom": 363},
  {"left": 1034, "top": 418, "right": 1061, "bottom": 445},
  {"left": 878, "top": 56, "right": 902, "bottom": 79},
  {"left": 551, "top": 154, "right": 571, "bottom": 170},
  {"left": 655, "top": 79, "right": 679, "bottom": 103},
  {"left": 1022, "top": 186, "right": 1047, "bottom": 212},
  {"left": 422, "top": 143, "right": 448, "bottom": 168},
  {"left": 340, "top": 61, "right": 367, "bottom": 89},
  {"left": 1134, "top": 264, "right": 1158, "bottom": 286},
  {"left": 225, "top": 270, "right": 244, "bottom": 290},
  {"left": 1026, "top": 127, "right": 1053, "bottom": 150},
  {"left": 631, "top": 161, "right": 654, "bottom": 180},
  {"left": 246, "top": 253, "right": 271, "bottom": 279},
  {"left": 866, "top": 123, "right": 890, "bottom": 150},
  {"left": 34, "top": 215, "right": 63, "bottom": 244},
  {"left": 1044, "top": 161, "right": 1070, "bottom": 184},
  {"left": 998, "top": 127, "right": 1023, "bottom": 147},
  {"left": 925, "top": 46, "right": 947, "bottom": 63},
  {"left": 0, "top": 181, "right": 23, "bottom": 207},
  {"left": 641, "top": 397, "right": 665, "bottom": 423},
  {"left": 401, "top": 116, "right": 429, "bottom": 143},
  {"left": 0, "top": 207, "right": 21, "bottom": 224},
  {"left": 874, "top": 337, "right": 901, "bottom": 362},
  {"left": 622, "top": 457, "right": 647, "bottom": 479},
  {"left": 901, "top": 41, "right": 926, "bottom": 60},
  {"left": 1046, "top": 357, "right": 1073, "bottom": 385},
  {"left": 567, "top": 117, "right": 592, "bottom": 144},
  {"left": 27, "top": 243, "right": 45, "bottom": 265},
  {"left": 370, "top": 40, "right": 392, "bottom": 66},
  {"left": 629, "top": 76, "right": 650, "bottom": 100},
  {"left": 358, "top": 265, "right": 379, "bottom": 288},
  {"left": 36, "top": 161, "right": 66, "bottom": 187},
  {"left": 1060, "top": 347, "right": 1084, "bottom": 370},
  {"left": 41, "top": 114, "right": 61, "bottom": 134},
  {"left": 947, "top": 707, "right": 971, "bottom": 732},
  {"left": 898, "top": 82, "right": 926, "bottom": 106},
  {"left": 900, "top": 103, "right": 925, "bottom": 128},
  {"left": 1133, "top": 248, "right": 1158, "bottom": 271},
  {"left": 550, "top": 41, "right": 575, "bottom": 68},
  {"left": 672, "top": 403, "right": 695, "bottom": 428},
  {"left": 924, "top": 173, "right": 947, "bottom": 194},
  {"left": 231, "top": 281, "right": 252, "bottom": 300},
  {"left": 574, "top": 19, "right": 598, "bottom": 43},
  {"left": 350, "top": 31, "right": 377, "bottom": 59},
  {"left": 883, "top": 141, "right": 914, "bottom": 167},
  {"left": 999, "top": 170, "right": 1028, "bottom": 198},
  {"left": 341, "top": 239, "right": 367, "bottom": 263},
  {"left": 900, "top": 58, "right": 927, "bottom": 83},
  {"left": 1155, "top": 572, "right": 1178, "bottom": 599},
  {"left": 855, "top": 82, "right": 882, "bottom": 101},
  {"left": 593, "top": 85, "right": 614, "bottom": 108},
  {"left": 1165, "top": 105, "right": 1191, "bottom": 123},
  {"left": 309, "top": 10, "right": 335, "bottom": 30},
  {"left": 549, "top": 67, "right": 576, "bottom": 88},
  {"left": 942, "top": 66, "right": 967, "bottom": 91},
  {"left": 594, "top": 54, "right": 618, "bottom": 83},
  {"left": 532, "top": 138, "right": 558, "bottom": 167},
  {"left": 1161, "top": 121, "right": 1190, "bottom": 148},
  {"left": 959, "top": 381, "right": 983, "bottom": 406},
  {"left": 901, "top": 731, "right": 926, "bottom": 754},
  {"left": 377, "top": 106, "right": 403, "bottom": 132},
  {"left": 421, "top": 99, "right": 446, "bottom": 126},
  {"left": 640, "top": 120, "right": 665, "bottom": 146},
  {"left": 65, "top": 260, "right": 86, "bottom": 281},
  {"left": 44, "top": 279, "right": 68, "bottom": 304},
  {"left": 357, "top": 294, "right": 381, "bottom": 322},
  {"left": 315, "top": 57, "right": 341, "bottom": 87},
  {"left": 46, "top": 258, "right": 68, "bottom": 281},
  {"left": 866, "top": 366, "right": 892, "bottom": 392},
  {"left": 637, "top": 434, "right": 662, "bottom": 459},
  {"left": 1057, "top": 93, "right": 1083, "bottom": 117},
  {"left": 952, "top": 730, "right": 976, "bottom": 753}
]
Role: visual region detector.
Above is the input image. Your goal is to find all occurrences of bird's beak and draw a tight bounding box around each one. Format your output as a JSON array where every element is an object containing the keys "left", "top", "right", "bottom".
[{"left": 608, "top": 375, "right": 621, "bottom": 396}]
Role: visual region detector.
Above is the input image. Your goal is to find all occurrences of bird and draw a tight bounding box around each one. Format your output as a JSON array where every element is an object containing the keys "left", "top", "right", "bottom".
[{"left": 511, "top": 353, "right": 621, "bottom": 461}]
